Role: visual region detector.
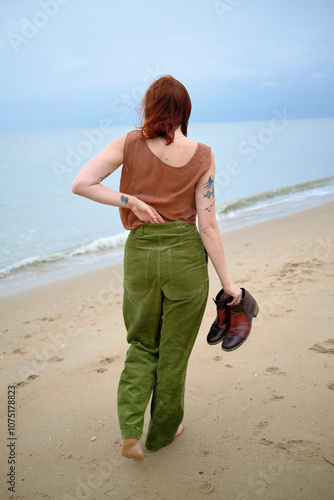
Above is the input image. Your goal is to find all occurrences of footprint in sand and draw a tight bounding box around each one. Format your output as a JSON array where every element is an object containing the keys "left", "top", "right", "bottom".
[
  {"left": 272, "top": 259, "right": 324, "bottom": 285},
  {"left": 95, "top": 368, "right": 107, "bottom": 373},
  {"left": 259, "top": 439, "right": 320, "bottom": 460},
  {"left": 99, "top": 356, "right": 118, "bottom": 365},
  {"left": 12, "top": 347, "right": 27, "bottom": 355},
  {"left": 275, "top": 440, "right": 320, "bottom": 460},
  {"left": 266, "top": 391, "right": 285, "bottom": 403},
  {"left": 257, "top": 421, "right": 269, "bottom": 429},
  {"left": 253, "top": 421, "right": 269, "bottom": 435},
  {"left": 48, "top": 356, "right": 64, "bottom": 363},
  {"left": 266, "top": 367, "right": 286, "bottom": 376},
  {"left": 328, "top": 383, "right": 334, "bottom": 390},
  {"left": 199, "top": 482, "right": 215, "bottom": 494},
  {"left": 16, "top": 374, "right": 39, "bottom": 387},
  {"left": 309, "top": 339, "right": 334, "bottom": 354},
  {"left": 93, "top": 355, "right": 119, "bottom": 373},
  {"left": 259, "top": 438, "right": 274, "bottom": 446}
]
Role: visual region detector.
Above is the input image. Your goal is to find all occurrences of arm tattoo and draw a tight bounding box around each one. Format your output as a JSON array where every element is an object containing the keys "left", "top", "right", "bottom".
[
  {"left": 205, "top": 203, "right": 214, "bottom": 213},
  {"left": 203, "top": 175, "right": 215, "bottom": 200},
  {"left": 204, "top": 190, "right": 214, "bottom": 199},
  {"left": 100, "top": 173, "right": 111, "bottom": 182},
  {"left": 121, "top": 195, "right": 129, "bottom": 205},
  {"left": 203, "top": 175, "right": 214, "bottom": 189}
]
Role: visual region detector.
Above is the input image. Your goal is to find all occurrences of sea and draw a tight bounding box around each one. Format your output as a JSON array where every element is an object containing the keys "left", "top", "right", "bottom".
[{"left": 1, "top": 117, "right": 334, "bottom": 297}]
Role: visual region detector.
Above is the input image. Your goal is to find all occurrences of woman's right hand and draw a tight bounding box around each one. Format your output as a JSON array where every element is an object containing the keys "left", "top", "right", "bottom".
[{"left": 131, "top": 197, "right": 165, "bottom": 224}]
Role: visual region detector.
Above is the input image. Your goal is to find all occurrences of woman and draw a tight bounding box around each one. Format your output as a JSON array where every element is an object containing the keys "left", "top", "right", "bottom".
[{"left": 72, "top": 75, "right": 242, "bottom": 460}]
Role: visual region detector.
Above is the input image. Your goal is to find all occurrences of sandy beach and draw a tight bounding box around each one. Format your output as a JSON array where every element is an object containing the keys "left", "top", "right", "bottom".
[{"left": 1, "top": 201, "right": 334, "bottom": 500}]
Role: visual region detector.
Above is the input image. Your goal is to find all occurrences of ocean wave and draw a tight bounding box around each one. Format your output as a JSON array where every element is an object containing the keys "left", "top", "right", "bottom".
[
  {"left": 1, "top": 175, "right": 334, "bottom": 279},
  {"left": 216, "top": 175, "right": 334, "bottom": 217},
  {"left": 0, "top": 231, "right": 128, "bottom": 278}
]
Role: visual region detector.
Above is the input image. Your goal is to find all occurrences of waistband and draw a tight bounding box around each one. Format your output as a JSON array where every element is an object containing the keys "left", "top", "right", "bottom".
[{"left": 131, "top": 221, "right": 197, "bottom": 236}]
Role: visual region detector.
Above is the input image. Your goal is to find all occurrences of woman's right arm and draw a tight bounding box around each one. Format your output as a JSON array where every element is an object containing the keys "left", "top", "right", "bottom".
[
  {"left": 195, "top": 151, "right": 242, "bottom": 305},
  {"left": 71, "top": 135, "right": 164, "bottom": 224}
]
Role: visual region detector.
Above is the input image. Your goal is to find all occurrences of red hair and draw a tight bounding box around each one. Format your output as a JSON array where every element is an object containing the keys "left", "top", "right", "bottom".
[{"left": 137, "top": 75, "right": 192, "bottom": 145}]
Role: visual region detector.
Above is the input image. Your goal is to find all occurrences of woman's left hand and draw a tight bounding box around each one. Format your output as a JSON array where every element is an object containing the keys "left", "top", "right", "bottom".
[
  {"left": 131, "top": 198, "right": 165, "bottom": 224},
  {"left": 223, "top": 281, "right": 243, "bottom": 305}
]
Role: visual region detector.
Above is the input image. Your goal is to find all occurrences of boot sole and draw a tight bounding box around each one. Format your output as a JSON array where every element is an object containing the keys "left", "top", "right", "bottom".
[
  {"left": 221, "top": 302, "right": 259, "bottom": 352},
  {"left": 207, "top": 336, "right": 227, "bottom": 346}
]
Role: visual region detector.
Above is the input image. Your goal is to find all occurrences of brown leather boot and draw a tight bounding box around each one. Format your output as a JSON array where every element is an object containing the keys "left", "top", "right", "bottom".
[
  {"left": 207, "top": 288, "right": 232, "bottom": 345},
  {"left": 221, "top": 288, "right": 259, "bottom": 351}
]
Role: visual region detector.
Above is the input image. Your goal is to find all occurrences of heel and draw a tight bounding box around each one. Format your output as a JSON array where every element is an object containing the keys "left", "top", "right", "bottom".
[{"left": 253, "top": 302, "right": 259, "bottom": 318}]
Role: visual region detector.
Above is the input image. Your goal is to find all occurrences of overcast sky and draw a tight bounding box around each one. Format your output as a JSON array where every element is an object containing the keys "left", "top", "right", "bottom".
[{"left": 1, "top": 0, "right": 333, "bottom": 131}]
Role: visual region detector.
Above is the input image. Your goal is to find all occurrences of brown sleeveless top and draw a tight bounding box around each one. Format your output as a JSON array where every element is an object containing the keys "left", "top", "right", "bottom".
[{"left": 119, "top": 130, "right": 212, "bottom": 230}]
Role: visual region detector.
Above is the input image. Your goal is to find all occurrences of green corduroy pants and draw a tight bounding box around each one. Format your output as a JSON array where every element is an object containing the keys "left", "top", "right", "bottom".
[{"left": 117, "top": 221, "right": 209, "bottom": 451}]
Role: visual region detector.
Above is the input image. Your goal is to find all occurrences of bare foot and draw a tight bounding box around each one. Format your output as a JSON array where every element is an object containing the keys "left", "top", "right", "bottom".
[
  {"left": 176, "top": 423, "right": 184, "bottom": 437},
  {"left": 121, "top": 438, "right": 144, "bottom": 461}
]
